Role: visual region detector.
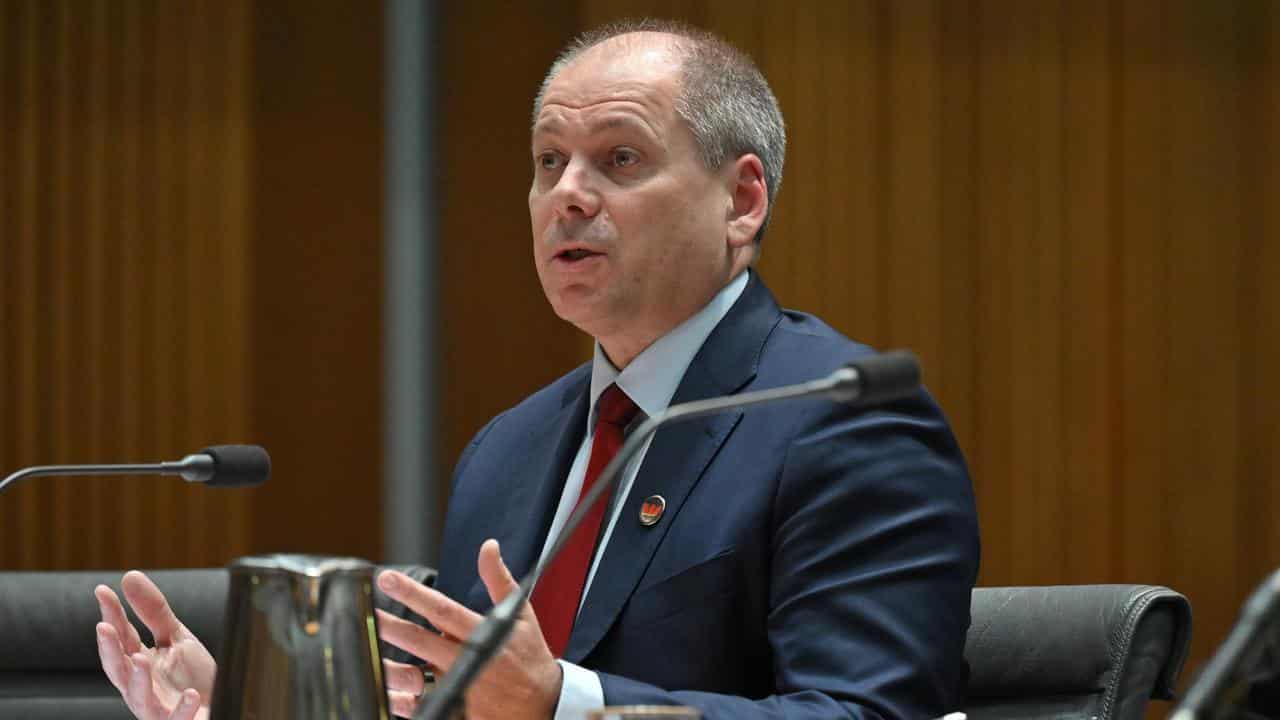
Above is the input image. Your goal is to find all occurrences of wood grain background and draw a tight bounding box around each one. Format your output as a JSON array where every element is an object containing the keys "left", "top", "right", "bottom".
[{"left": 1, "top": 0, "right": 1276, "bottom": 699}]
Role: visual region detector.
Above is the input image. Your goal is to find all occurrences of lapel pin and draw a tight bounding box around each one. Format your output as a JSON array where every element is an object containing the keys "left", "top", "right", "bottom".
[{"left": 639, "top": 494, "right": 666, "bottom": 526}]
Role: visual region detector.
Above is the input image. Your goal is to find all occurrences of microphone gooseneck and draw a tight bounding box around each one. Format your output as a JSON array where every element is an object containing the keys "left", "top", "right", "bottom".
[
  {"left": 1172, "top": 568, "right": 1280, "bottom": 720},
  {"left": 0, "top": 444, "right": 271, "bottom": 495},
  {"left": 415, "top": 350, "right": 921, "bottom": 720}
]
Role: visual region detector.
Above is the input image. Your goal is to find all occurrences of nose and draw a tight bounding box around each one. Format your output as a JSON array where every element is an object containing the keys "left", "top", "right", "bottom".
[{"left": 549, "top": 157, "right": 601, "bottom": 220}]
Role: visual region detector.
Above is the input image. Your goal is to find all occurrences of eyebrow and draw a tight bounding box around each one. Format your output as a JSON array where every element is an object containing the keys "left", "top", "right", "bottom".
[{"left": 531, "top": 112, "right": 656, "bottom": 139}]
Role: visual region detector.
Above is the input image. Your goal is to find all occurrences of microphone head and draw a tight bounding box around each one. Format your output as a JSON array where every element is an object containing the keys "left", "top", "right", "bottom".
[
  {"left": 199, "top": 445, "right": 271, "bottom": 487},
  {"left": 841, "top": 350, "right": 921, "bottom": 405}
]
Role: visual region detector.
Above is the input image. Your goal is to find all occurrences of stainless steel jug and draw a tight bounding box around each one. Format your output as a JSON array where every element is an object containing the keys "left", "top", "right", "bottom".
[{"left": 210, "top": 554, "right": 391, "bottom": 719}]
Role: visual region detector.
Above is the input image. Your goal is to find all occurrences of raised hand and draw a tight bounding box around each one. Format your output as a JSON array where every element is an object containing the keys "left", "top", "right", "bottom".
[
  {"left": 375, "top": 539, "right": 563, "bottom": 720},
  {"left": 94, "top": 571, "right": 217, "bottom": 720}
]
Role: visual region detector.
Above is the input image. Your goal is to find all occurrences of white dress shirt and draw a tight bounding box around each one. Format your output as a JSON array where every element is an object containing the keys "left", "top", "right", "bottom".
[{"left": 541, "top": 271, "right": 750, "bottom": 719}]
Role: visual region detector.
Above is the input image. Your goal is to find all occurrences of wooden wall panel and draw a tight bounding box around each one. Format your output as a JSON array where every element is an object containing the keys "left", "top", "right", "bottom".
[
  {"left": 0, "top": 0, "right": 255, "bottom": 569},
  {"left": 246, "top": 0, "right": 384, "bottom": 560},
  {"left": 1, "top": 0, "right": 385, "bottom": 568},
  {"left": 1116, "top": 0, "right": 1171, "bottom": 592},
  {"left": 435, "top": 0, "right": 585, "bottom": 515},
  {"left": 1164, "top": 0, "right": 1247, "bottom": 660}
]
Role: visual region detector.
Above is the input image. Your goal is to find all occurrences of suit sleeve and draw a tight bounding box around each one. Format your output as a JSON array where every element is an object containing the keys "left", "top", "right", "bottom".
[{"left": 597, "top": 391, "right": 981, "bottom": 719}]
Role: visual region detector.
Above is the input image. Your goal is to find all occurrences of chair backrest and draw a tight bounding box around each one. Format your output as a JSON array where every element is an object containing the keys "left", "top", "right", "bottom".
[{"left": 964, "top": 584, "right": 1192, "bottom": 720}]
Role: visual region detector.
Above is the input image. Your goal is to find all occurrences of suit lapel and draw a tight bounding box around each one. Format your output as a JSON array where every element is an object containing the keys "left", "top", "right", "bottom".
[
  {"left": 466, "top": 372, "right": 590, "bottom": 612},
  {"left": 564, "top": 272, "right": 783, "bottom": 662}
]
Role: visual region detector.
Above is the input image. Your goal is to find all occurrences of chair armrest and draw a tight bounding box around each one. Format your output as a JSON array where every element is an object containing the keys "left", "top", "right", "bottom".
[{"left": 965, "top": 585, "right": 1192, "bottom": 719}]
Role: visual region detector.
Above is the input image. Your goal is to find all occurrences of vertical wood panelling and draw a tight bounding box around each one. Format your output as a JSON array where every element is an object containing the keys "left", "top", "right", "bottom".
[
  {"left": 83, "top": 0, "right": 109, "bottom": 569},
  {"left": 937, "top": 0, "right": 979, "bottom": 473},
  {"left": 1164, "top": 0, "right": 1246, "bottom": 661},
  {"left": 972, "top": 0, "right": 1017, "bottom": 584},
  {"left": 1061, "top": 0, "right": 1117, "bottom": 583},
  {"left": 884, "top": 1, "right": 942, "bottom": 379},
  {"left": 151, "top": 0, "right": 184, "bottom": 568},
  {"left": 50, "top": 0, "right": 75, "bottom": 569},
  {"left": 247, "top": 0, "right": 384, "bottom": 560},
  {"left": 1235, "top": 0, "right": 1279, "bottom": 616},
  {"left": 0, "top": 6, "right": 8, "bottom": 508},
  {"left": 753, "top": 3, "right": 802, "bottom": 304},
  {"left": 0, "top": 0, "right": 255, "bottom": 570},
  {"left": 218, "top": 0, "right": 251, "bottom": 567},
  {"left": 812, "top": 0, "right": 862, "bottom": 382},
  {"left": 781, "top": 6, "right": 825, "bottom": 316},
  {"left": 182, "top": 0, "right": 211, "bottom": 565},
  {"left": 436, "top": 0, "right": 584, "bottom": 509},
  {"left": 15, "top": 0, "right": 42, "bottom": 568},
  {"left": 117, "top": 0, "right": 146, "bottom": 564},
  {"left": 1255, "top": 0, "right": 1280, "bottom": 581},
  {"left": 1030, "top": 0, "right": 1067, "bottom": 585},
  {"left": 1116, "top": 0, "right": 1170, "bottom": 589},
  {"left": 1003, "top": 0, "right": 1064, "bottom": 584}
]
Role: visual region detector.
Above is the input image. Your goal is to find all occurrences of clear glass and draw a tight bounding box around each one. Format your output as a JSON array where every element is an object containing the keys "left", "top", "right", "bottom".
[{"left": 586, "top": 707, "right": 700, "bottom": 720}]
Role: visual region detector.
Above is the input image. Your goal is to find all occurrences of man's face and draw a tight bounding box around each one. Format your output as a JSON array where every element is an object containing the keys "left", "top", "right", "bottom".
[{"left": 529, "top": 35, "right": 737, "bottom": 364}]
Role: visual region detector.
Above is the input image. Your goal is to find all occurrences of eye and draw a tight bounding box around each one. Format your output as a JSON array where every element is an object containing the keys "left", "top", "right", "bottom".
[
  {"left": 536, "top": 151, "right": 565, "bottom": 171},
  {"left": 609, "top": 148, "right": 640, "bottom": 168}
]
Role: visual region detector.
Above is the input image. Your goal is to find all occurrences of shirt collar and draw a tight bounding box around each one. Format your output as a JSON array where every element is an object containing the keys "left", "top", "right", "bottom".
[{"left": 588, "top": 270, "right": 750, "bottom": 424}]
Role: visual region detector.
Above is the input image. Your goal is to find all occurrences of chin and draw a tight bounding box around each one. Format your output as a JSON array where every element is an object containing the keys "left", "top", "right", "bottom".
[{"left": 548, "top": 294, "right": 614, "bottom": 338}]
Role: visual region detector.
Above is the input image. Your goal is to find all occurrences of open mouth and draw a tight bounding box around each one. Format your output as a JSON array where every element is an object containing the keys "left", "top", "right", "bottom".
[{"left": 556, "top": 248, "right": 602, "bottom": 262}]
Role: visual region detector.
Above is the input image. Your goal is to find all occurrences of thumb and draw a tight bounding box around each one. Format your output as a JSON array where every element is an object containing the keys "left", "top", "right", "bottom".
[{"left": 477, "top": 539, "right": 519, "bottom": 605}]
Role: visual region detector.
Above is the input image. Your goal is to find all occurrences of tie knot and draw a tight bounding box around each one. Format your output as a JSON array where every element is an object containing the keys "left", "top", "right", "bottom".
[{"left": 596, "top": 383, "right": 639, "bottom": 427}]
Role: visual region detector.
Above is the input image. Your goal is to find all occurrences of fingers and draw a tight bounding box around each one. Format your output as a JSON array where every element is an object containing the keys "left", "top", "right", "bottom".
[
  {"left": 376, "top": 570, "right": 481, "bottom": 642},
  {"left": 388, "top": 689, "right": 420, "bottom": 719},
  {"left": 128, "top": 653, "right": 170, "bottom": 720},
  {"left": 122, "top": 571, "right": 185, "bottom": 646},
  {"left": 167, "top": 689, "right": 201, "bottom": 720},
  {"left": 96, "top": 622, "right": 133, "bottom": 692},
  {"left": 376, "top": 609, "right": 460, "bottom": 672},
  {"left": 382, "top": 658, "right": 431, "bottom": 696},
  {"left": 95, "top": 584, "right": 144, "bottom": 655},
  {"left": 477, "top": 539, "right": 519, "bottom": 606}
]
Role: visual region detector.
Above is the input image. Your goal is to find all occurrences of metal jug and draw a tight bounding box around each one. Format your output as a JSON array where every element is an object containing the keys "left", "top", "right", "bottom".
[{"left": 210, "top": 554, "right": 391, "bottom": 719}]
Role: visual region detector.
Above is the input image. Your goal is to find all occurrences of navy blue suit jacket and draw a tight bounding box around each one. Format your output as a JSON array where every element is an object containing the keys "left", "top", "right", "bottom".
[{"left": 434, "top": 273, "right": 980, "bottom": 719}]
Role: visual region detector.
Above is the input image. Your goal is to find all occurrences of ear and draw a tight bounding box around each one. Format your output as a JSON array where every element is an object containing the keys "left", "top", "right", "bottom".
[{"left": 724, "top": 154, "right": 768, "bottom": 250}]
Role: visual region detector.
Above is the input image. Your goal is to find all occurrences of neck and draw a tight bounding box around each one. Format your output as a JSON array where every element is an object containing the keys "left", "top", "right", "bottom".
[
  {"left": 595, "top": 268, "right": 749, "bottom": 369},
  {"left": 597, "top": 330, "right": 658, "bottom": 371}
]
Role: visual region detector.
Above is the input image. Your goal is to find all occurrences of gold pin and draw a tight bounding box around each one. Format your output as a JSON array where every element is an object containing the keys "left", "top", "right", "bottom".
[{"left": 639, "top": 494, "right": 666, "bottom": 526}]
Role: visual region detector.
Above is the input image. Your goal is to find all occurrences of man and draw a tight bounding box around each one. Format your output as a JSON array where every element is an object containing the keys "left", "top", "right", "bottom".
[{"left": 94, "top": 19, "right": 980, "bottom": 720}]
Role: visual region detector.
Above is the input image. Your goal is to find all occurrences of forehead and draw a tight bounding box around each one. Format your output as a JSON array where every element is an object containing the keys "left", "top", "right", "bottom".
[{"left": 535, "top": 34, "right": 683, "bottom": 132}]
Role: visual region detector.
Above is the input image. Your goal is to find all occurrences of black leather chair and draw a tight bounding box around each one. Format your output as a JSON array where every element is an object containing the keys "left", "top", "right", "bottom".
[
  {"left": 965, "top": 585, "right": 1193, "bottom": 720},
  {"left": 0, "top": 571, "right": 1190, "bottom": 720}
]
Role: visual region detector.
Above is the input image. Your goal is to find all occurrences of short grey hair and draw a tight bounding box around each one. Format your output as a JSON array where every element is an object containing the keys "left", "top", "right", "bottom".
[{"left": 533, "top": 19, "right": 787, "bottom": 244}]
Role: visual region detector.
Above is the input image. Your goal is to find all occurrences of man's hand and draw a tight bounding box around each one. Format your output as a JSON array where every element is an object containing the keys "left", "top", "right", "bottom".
[
  {"left": 376, "top": 539, "right": 563, "bottom": 720},
  {"left": 94, "top": 571, "right": 217, "bottom": 720}
]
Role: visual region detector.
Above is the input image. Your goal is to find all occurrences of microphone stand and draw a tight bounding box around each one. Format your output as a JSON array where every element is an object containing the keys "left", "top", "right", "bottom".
[
  {"left": 415, "top": 352, "right": 915, "bottom": 719},
  {"left": 0, "top": 455, "right": 215, "bottom": 494},
  {"left": 1172, "top": 568, "right": 1280, "bottom": 719}
]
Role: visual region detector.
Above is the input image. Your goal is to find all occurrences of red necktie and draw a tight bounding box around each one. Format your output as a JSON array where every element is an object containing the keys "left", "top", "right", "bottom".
[{"left": 532, "top": 383, "right": 639, "bottom": 657}]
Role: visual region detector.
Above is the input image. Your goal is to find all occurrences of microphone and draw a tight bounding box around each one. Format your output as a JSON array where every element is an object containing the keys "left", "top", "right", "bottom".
[
  {"left": 0, "top": 444, "right": 271, "bottom": 495},
  {"left": 1172, "top": 568, "right": 1280, "bottom": 719},
  {"left": 414, "top": 350, "right": 922, "bottom": 719}
]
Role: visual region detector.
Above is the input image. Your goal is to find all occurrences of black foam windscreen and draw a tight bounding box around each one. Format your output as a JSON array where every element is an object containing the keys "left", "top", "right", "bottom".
[
  {"left": 846, "top": 350, "right": 921, "bottom": 406},
  {"left": 199, "top": 445, "right": 271, "bottom": 487}
]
